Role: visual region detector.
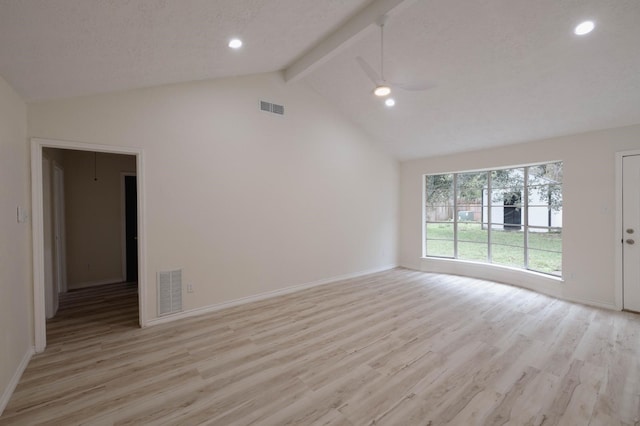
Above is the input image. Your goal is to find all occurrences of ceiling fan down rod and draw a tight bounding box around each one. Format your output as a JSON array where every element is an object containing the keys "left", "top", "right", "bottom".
[{"left": 378, "top": 15, "right": 388, "bottom": 83}]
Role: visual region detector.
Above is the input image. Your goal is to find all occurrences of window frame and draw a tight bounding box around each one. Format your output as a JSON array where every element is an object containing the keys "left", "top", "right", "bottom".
[{"left": 423, "top": 162, "right": 563, "bottom": 277}]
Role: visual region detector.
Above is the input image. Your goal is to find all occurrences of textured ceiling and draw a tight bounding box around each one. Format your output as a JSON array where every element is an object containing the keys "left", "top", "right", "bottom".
[
  {"left": 0, "top": 0, "right": 370, "bottom": 100},
  {"left": 305, "top": 0, "right": 640, "bottom": 159},
  {"left": 1, "top": 0, "right": 639, "bottom": 160}
]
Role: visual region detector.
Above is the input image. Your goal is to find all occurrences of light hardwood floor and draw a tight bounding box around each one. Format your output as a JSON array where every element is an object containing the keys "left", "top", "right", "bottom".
[{"left": 2, "top": 269, "right": 639, "bottom": 425}]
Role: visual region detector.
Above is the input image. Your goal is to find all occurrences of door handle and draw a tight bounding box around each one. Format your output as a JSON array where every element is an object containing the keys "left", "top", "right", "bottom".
[{"left": 626, "top": 239, "right": 635, "bottom": 245}]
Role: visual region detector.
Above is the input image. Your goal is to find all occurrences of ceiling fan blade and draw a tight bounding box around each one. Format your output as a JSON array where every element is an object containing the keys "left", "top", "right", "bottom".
[
  {"left": 356, "top": 56, "right": 381, "bottom": 86},
  {"left": 391, "top": 81, "right": 436, "bottom": 92}
]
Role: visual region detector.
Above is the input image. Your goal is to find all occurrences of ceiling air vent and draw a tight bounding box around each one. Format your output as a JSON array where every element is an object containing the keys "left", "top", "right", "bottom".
[
  {"left": 259, "top": 100, "right": 284, "bottom": 116},
  {"left": 158, "top": 269, "right": 183, "bottom": 316}
]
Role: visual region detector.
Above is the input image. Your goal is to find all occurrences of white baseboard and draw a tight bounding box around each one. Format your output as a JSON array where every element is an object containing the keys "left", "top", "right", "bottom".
[
  {"left": 145, "top": 264, "right": 397, "bottom": 327},
  {"left": 0, "top": 346, "right": 34, "bottom": 416},
  {"left": 560, "top": 295, "right": 618, "bottom": 311},
  {"left": 411, "top": 259, "right": 620, "bottom": 311},
  {"left": 68, "top": 277, "right": 124, "bottom": 290}
]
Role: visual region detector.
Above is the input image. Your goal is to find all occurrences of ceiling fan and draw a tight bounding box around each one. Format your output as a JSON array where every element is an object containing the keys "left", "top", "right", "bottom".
[{"left": 356, "top": 15, "right": 433, "bottom": 97}]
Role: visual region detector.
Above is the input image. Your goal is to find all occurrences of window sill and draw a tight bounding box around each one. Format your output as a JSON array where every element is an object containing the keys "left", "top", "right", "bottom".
[{"left": 419, "top": 257, "right": 565, "bottom": 297}]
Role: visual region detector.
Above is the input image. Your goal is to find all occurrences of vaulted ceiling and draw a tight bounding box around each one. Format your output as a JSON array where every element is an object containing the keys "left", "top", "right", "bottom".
[{"left": 1, "top": 0, "right": 639, "bottom": 159}]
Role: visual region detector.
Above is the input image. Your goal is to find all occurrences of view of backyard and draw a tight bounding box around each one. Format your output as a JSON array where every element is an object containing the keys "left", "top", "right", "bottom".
[
  {"left": 424, "top": 163, "right": 563, "bottom": 276},
  {"left": 426, "top": 222, "right": 562, "bottom": 275}
]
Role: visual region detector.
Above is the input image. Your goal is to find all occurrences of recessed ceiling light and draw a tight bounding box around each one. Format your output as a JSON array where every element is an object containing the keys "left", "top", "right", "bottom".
[
  {"left": 374, "top": 85, "right": 391, "bottom": 97},
  {"left": 228, "top": 38, "right": 243, "bottom": 49},
  {"left": 574, "top": 21, "right": 595, "bottom": 35},
  {"left": 385, "top": 98, "right": 396, "bottom": 107}
]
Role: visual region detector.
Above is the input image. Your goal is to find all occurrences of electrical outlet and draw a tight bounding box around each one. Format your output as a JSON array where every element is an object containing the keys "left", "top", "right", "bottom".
[{"left": 187, "top": 283, "right": 194, "bottom": 293}]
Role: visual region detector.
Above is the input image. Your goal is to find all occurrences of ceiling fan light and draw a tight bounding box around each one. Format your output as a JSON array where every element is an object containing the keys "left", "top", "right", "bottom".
[
  {"left": 374, "top": 85, "right": 391, "bottom": 97},
  {"left": 574, "top": 21, "right": 595, "bottom": 35},
  {"left": 228, "top": 38, "right": 243, "bottom": 49}
]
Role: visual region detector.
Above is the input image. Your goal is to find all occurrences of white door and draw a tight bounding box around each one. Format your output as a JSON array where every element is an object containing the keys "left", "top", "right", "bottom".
[{"left": 623, "top": 155, "right": 640, "bottom": 312}]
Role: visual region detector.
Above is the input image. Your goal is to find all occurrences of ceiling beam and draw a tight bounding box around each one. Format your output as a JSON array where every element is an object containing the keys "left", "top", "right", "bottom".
[{"left": 283, "top": 0, "right": 414, "bottom": 83}]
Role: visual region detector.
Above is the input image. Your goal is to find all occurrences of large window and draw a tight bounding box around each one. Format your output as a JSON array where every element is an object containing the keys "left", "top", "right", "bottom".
[{"left": 424, "top": 162, "right": 562, "bottom": 276}]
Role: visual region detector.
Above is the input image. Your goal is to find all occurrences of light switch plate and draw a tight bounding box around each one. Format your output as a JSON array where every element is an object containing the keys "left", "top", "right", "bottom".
[{"left": 17, "top": 206, "right": 28, "bottom": 223}]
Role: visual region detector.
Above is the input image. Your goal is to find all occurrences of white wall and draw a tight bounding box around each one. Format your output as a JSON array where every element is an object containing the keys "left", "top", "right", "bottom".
[
  {"left": 61, "top": 150, "right": 136, "bottom": 289},
  {"left": 28, "top": 72, "right": 399, "bottom": 322},
  {"left": 400, "top": 123, "right": 640, "bottom": 308},
  {"left": 0, "top": 75, "right": 31, "bottom": 411}
]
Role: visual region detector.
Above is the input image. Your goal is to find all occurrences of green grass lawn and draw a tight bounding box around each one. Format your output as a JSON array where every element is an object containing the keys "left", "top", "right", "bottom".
[{"left": 425, "top": 222, "right": 562, "bottom": 276}]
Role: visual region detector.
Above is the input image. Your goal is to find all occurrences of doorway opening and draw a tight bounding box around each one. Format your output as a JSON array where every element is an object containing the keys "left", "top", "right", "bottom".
[
  {"left": 32, "top": 138, "right": 146, "bottom": 353},
  {"left": 122, "top": 173, "right": 138, "bottom": 283},
  {"left": 503, "top": 192, "right": 522, "bottom": 231}
]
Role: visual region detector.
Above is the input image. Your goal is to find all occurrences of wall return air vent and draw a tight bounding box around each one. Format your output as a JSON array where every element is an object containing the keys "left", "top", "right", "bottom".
[
  {"left": 260, "top": 100, "right": 284, "bottom": 115},
  {"left": 157, "top": 269, "right": 183, "bottom": 316}
]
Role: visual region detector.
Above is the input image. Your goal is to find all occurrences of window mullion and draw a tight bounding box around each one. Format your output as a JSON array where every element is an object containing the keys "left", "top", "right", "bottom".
[
  {"left": 453, "top": 173, "right": 458, "bottom": 258},
  {"left": 524, "top": 167, "right": 529, "bottom": 269},
  {"left": 487, "top": 171, "right": 492, "bottom": 263},
  {"left": 423, "top": 176, "right": 428, "bottom": 258}
]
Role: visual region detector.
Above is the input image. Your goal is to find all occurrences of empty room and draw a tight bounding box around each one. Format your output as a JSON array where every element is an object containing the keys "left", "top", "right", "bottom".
[{"left": 1, "top": 1, "right": 640, "bottom": 424}]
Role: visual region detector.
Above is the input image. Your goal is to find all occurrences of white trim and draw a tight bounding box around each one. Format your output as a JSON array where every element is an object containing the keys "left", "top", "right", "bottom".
[
  {"left": 408, "top": 262, "right": 618, "bottom": 311},
  {"left": 560, "top": 295, "right": 618, "bottom": 311},
  {"left": 0, "top": 346, "right": 34, "bottom": 415},
  {"left": 41, "top": 154, "right": 58, "bottom": 319},
  {"left": 421, "top": 159, "right": 564, "bottom": 177},
  {"left": 146, "top": 265, "right": 398, "bottom": 327},
  {"left": 120, "top": 172, "right": 137, "bottom": 283},
  {"left": 68, "top": 277, "right": 126, "bottom": 290},
  {"left": 420, "top": 257, "right": 563, "bottom": 294},
  {"left": 615, "top": 149, "right": 640, "bottom": 311},
  {"left": 31, "top": 138, "right": 147, "bottom": 353},
  {"left": 31, "top": 142, "right": 46, "bottom": 352},
  {"left": 136, "top": 152, "right": 147, "bottom": 326},
  {"left": 421, "top": 175, "right": 426, "bottom": 258},
  {"left": 52, "top": 162, "right": 67, "bottom": 294}
]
